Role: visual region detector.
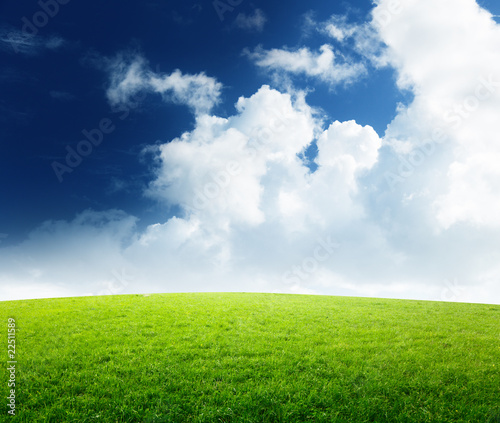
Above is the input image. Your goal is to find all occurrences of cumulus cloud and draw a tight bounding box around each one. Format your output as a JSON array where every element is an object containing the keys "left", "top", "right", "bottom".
[
  {"left": 145, "top": 85, "right": 319, "bottom": 227},
  {"left": 233, "top": 9, "right": 267, "bottom": 32},
  {"left": 105, "top": 52, "right": 223, "bottom": 116},
  {"left": 372, "top": 0, "right": 500, "bottom": 229},
  {"left": 0, "top": 86, "right": 390, "bottom": 301},
  {"left": 245, "top": 44, "right": 366, "bottom": 87}
]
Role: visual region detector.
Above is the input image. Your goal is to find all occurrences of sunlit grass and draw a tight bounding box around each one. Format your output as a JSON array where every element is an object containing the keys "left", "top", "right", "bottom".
[{"left": 1, "top": 293, "right": 499, "bottom": 422}]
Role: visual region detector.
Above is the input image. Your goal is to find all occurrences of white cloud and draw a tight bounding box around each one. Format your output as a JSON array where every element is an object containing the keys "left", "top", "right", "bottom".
[
  {"left": 233, "top": 9, "right": 267, "bottom": 32},
  {"left": 105, "top": 54, "right": 150, "bottom": 106},
  {"left": 372, "top": 0, "right": 500, "bottom": 229},
  {"left": 5, "top": 82, "right": 493, "bottom": 304},
  {"left": 105, "top": 53, "right": 223, "bottom": 116},
  {"left": 323, "top": 15, "right": 358, "bottom": 42},
  {"left": 149, "top": 70, "right": 223, "bottom": 116},
  {"left": 316, "top": 120, "right": 381, "bottom": 172},
  {"left": 145, "top": 85, "right": 318, "bottom": 227},
  {"left": 246, "top": 44, "right": 366, "bottom": 87}
]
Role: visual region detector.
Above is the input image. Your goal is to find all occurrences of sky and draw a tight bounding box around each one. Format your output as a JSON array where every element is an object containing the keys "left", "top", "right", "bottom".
[{"left": 1, "top": 0, "right": 500, "bottom": 303}]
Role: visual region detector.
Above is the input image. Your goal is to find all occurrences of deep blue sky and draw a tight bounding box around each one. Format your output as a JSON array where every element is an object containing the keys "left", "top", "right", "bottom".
[{"left": 0, "top": 0, "right": 407, "bottom": 245}]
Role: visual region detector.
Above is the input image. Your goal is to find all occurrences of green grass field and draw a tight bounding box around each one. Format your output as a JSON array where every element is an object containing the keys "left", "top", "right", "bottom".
[{"left": 1, "top": 293, "right": 499, "bottom": 422}]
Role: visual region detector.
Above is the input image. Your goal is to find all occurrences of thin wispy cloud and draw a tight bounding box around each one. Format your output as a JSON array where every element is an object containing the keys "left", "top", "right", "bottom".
[
  {"left": 302, "top": 13, "right": 389, "bottom": 68},
  {"left": 49, "top": 91, "right": 75, "bottom": 101},
  {"left": 0, "top": 26, "right": 65, "bottom": 56},
  {"left": 233, "top": 9, "right": 267, "bottom": 32}
]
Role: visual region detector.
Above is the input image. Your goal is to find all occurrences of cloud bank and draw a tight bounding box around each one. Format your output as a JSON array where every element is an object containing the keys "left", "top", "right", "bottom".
[{"left": 1, "top": 0, "right": 500, "bottom": 304}]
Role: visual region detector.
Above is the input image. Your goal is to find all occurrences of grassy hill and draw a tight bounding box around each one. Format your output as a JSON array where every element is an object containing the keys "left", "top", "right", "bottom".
[{"left": 1, "top": 293, "right": 499, "bottom": 422}]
